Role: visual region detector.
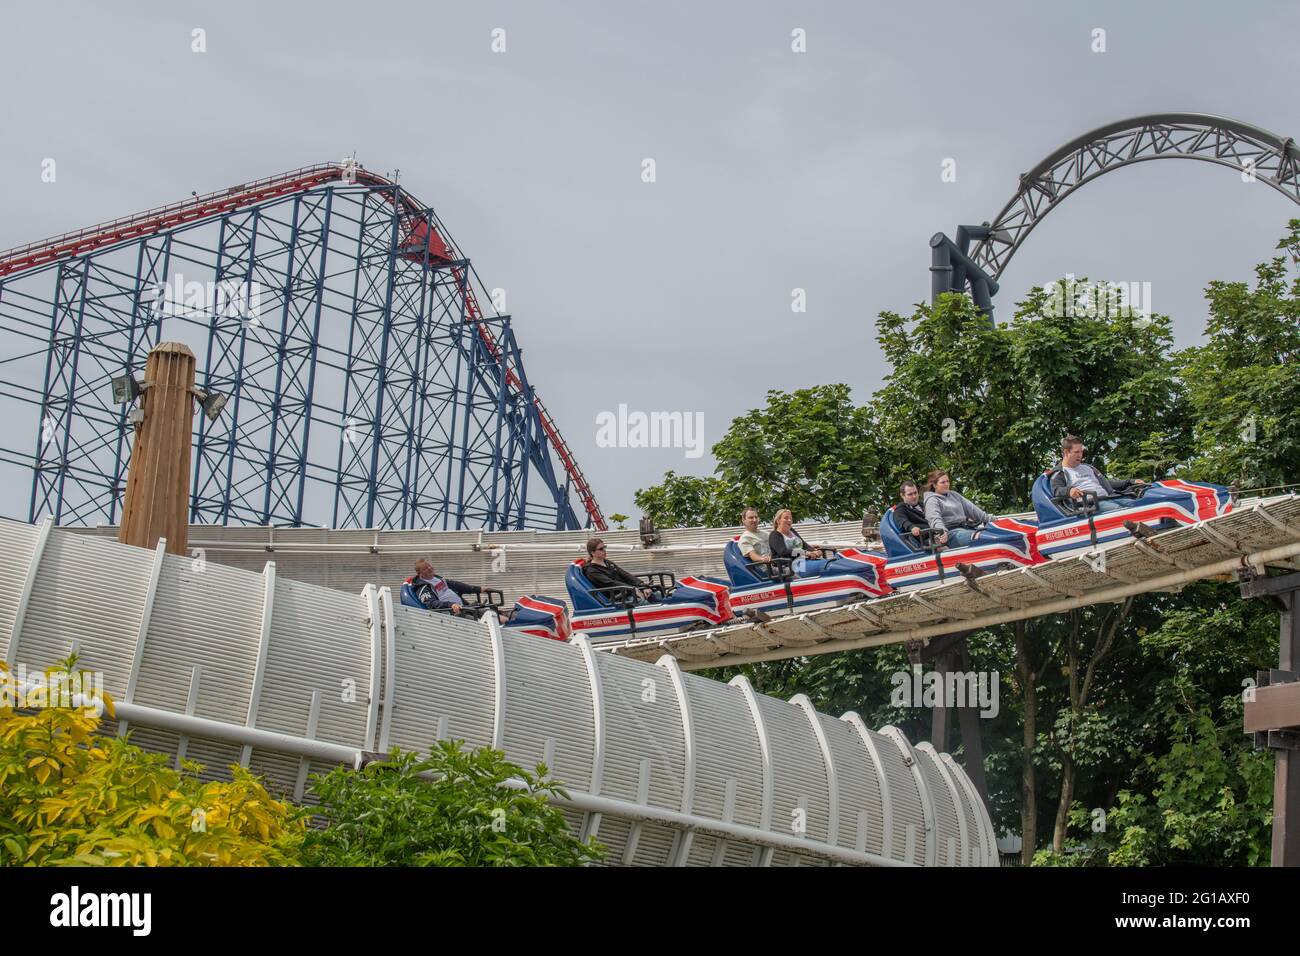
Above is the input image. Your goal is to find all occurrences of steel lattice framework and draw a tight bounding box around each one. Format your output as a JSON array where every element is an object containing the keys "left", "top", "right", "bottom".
[
  {"left": 932, "top": 113, "right": 1300, "bottom": 315},
  {"left": 0, "top": 163, "right": 604, "bottom": 531},
  {"left": 971, "top": 112, "right": 1300, "bottom": 278}
]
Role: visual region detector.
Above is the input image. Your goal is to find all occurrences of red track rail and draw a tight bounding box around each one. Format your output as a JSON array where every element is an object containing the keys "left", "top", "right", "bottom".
[{"left": 0, "top": 163, "right": 606, "bottom": 530}]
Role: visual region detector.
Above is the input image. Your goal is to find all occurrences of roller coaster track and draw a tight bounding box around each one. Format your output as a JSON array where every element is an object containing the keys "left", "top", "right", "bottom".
[
  {"left": 0, "top": 163, "right": 605, "bottom": 531},
  {"left": 970, "top": 112, "right": 1300, "bottom": 280},
  {"left": 86, "top": 493, "right": 1300, "bottom": 671},
  {"left": 615, "top": 495, "right": 1300, "bottom": 669}
]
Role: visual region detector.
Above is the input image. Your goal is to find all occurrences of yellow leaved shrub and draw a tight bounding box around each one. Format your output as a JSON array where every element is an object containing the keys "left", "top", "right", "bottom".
[{"left": 0, "top": 658, "right": 306, "bottom": 866}]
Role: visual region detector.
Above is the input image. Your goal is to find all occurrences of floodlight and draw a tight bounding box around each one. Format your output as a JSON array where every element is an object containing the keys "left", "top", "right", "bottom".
[{"left": 111, "top": 374, "right": 141, "bottom": 404}]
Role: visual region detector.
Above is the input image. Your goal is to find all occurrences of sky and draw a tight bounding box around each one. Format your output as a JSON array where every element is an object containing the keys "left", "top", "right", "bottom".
[{"left": 1, "top": 0, "right": 1297, "bottom": 525}]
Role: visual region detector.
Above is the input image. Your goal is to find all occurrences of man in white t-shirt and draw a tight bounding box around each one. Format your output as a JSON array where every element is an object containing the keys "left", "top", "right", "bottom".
[
  {"left": 1051, "top": 435, "right": 1146, "bottom": 514},
  {"left": 737, "top": 507, "right": 772, "bottom": 575}
]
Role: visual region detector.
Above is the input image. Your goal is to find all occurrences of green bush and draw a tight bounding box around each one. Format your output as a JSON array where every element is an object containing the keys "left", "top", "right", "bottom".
[{"left": 301, "top": 740, "right": 605, "bottom": 867}]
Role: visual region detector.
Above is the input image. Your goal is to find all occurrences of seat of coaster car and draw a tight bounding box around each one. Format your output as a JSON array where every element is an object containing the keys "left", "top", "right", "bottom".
[
  {"left": 883, "top": 502, "right": 1037, "bottom": 563},
  {"left": 724, "top": 537, "right": 855, "bottom": 584},
  {"left": 1034, "top": 471, "right": 1235, "bottom": 528},
  {"left": 399, "top": 581, "right": 425, "bottom": 609},
  {"left": 1032, "top": 472, "right": 1075, "bottom": 522},
  {"left": 399, "top": 580, "right": 503, "bottom": 617},
  {"left": 881, "top": 506, "right": 928, "bottom": 558},
  {"left": 1032, "top": 471, "right": 1153, "bottom": 522},
  {"left": 723, "top": 538, "right": 772, "bottom": 587},
  {"left": 566, "top": 559, "right": 658, "bottom": 613},
  {"left": 503, "top": 594, "right": 571, "bottom": 641}
]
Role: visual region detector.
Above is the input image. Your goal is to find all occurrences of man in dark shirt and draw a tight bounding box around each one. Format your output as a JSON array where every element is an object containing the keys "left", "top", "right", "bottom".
[
  {"left": 582, "top": 538, "right": 653, "bottom": 605},
  {"left": 895, "top": 480, "right": 928, "bottom": 546},
  {"left": 407, "top": 558, "right": 506, "bottom": 622}
]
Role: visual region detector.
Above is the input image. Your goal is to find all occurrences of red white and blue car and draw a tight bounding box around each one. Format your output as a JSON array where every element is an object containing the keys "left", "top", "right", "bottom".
[
  {"left": 878, "top": 507, "right": 1041, "bottom": 590},
  {"left": 722, "top": 537, "right": 890, "bottom": 614},
  {"left": 503, "top": 595, "right": 572, "bottom": 642},
  {"left": 1030, "top": 474, "right": 1235, "bottom": 558},
  {"left": 563, "top": 559, "right": 733, "bottom": 645}
]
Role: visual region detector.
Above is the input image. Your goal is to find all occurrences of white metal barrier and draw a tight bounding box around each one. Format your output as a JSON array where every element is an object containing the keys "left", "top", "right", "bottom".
[{"left": 0, "top": 517, "right": 993, "bottom": 867}]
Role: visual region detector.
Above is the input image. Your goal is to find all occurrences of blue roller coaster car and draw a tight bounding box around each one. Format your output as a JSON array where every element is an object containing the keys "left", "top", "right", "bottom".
[{"left": 1031, "top": 474, "right": 1235, "bottom": 558}]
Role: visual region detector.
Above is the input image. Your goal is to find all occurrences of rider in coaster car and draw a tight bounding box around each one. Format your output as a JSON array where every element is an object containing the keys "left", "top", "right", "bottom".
[
  {"left": 1049, "top": 434, "right": 1146, "bottom": 514},
  {"left": 407, "top": 558, "right": 508, "bottom": 623},
  {"left": 582, "top": 537, "right": 654, "bottom": 605},
  {"left": 738, "top": 506, "right": 774, "bottom": 576},
  {"left": 895, "top": 480, "right": 928, "bottom": 547},
  {"left": 768, "top": 509, "right": 826, "bottom": 573},
  {"left": 923, "top": 469, "right": 990, "bottom": 548}
]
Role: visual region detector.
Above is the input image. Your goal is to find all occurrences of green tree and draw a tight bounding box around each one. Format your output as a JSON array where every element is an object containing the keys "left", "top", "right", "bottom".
[
  {"left": 1181, "top": 219, "right": 1300, "bottom": 488},
  {"left": 634, "top": 471, "right": 729, "bottom": 528},
  {"left": 1037, "top": 584, "right": 1277, "bottom": 865},
  {"left": 635, "top": 384, "right": 887, "bottom": 527}
]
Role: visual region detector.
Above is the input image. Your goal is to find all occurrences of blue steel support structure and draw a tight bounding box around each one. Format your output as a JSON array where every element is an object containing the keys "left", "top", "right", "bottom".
[{"left": 0, "top": 164, "right": 595, "bottom": 531}]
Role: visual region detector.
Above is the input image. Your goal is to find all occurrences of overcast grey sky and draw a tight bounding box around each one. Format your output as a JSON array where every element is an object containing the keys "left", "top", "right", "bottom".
[{"left": 2, "top": 0, "right": 1297, "bottom": 524}]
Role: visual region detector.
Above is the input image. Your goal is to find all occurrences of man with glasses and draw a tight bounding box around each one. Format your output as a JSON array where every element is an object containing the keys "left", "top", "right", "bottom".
[
  {"left": 583, "top": 538, "right": 653, "bottom": 604},
  {"left": 1050, "top": 435, "right": 1146, "bottom": 514}
]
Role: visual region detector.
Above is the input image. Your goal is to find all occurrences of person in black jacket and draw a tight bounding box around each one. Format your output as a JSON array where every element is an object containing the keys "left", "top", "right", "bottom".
[
  {"left": 768, "top": 509, "right": 827, "bottom": 575},
  {"left": 894, "top": 480, "right": 928, "bottom": 547},
  {"left": 407, "top": 559, "right": 506, "bottom": 622},
  {"left": 582, "top": 538, "right": 653, "bottom": 605}
]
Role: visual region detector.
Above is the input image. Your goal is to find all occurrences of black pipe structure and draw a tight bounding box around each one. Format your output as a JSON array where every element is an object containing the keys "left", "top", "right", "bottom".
[{"left": 932, "top": 112, "right": 1300, "bottom": 321}]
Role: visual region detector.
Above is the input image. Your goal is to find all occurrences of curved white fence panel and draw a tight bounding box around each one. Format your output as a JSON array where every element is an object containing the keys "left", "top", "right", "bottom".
[{"left": 0, "top": 518, "right": 995, "bottom": 867}]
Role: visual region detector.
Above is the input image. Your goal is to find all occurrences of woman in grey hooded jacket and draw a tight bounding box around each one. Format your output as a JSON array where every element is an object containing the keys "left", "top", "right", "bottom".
[{"left": 922, "top": 469, "right": 991, "bottom": 548}]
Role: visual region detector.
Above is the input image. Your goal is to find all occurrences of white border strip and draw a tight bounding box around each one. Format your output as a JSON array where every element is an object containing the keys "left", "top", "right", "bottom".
[
  {"left": 792, "top": 694, "right": 839, "bottom": 850},
  {"left": 486, "top": 609, "right": 506, "bottom": 749},
  {"left": 5, "top": 515, "right": 54, "bottom": 666},
  {"left": 841, "top": 712, "right": 894, "bottom": 860},
  {"left": 574, "top": 635, "right": 606, "bottom": 843},
  {"left": 378, "top": 585, "right": 397, "bottom": 751},
  {"left": 659, "top": 655, "right": 697, "bottom": 866},
  {"left": 916, "top": 743, "right": 969, "bottom": 866},
  {"left": 294, "top": 689, "right": 323, "bottom": 803},
  {"left": 941, "top": 751, "right": 997, "bottom": 867},
  {"left": 882, "top": 725, "right": 937, "bottom": 866},
  {"left": 729, "top": 675, "right": 775, "bottom": 866},
  {"left": 363, "top": 584, "right": 381, "bottom": 750},
  {"left": 239, "top": 561, "right": 276, "bottom": 767},
  {"left": 118, "top": 537, "right": 167, "bottom": 738}
]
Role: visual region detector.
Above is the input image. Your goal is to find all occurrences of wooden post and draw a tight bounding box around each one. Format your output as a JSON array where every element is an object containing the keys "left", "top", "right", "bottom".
[
  {"left": 118, "top": 341, "right": 195, "bottom": 556},
  {"left": 1239, "top": 569, "right": 1300, "bottom": 866},
  {"left": 1274, "top": 592, "right": 1300, "bottom": 867}
]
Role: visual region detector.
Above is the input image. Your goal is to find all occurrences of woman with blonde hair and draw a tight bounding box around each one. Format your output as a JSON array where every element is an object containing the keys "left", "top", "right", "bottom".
[{"left": 767, "top": 508, "right": 825, "bottom": 574}]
